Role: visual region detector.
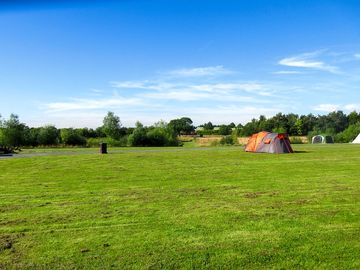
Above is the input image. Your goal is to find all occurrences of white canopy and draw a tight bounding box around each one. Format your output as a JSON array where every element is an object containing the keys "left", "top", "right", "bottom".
[{"left": 352, "top": 134, "right": 360, "bottom": 143}]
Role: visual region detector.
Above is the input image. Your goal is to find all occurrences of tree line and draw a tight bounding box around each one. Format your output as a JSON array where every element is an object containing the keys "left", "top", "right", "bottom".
[
  {"left": 0, "top": 112, "right": 194, "bottom": 150},
  {"left": 1, "top": 110, "right": 360, "bottom": 150},
  {"left": 199, "top": 111, "right": 360, "bottom": 142}
]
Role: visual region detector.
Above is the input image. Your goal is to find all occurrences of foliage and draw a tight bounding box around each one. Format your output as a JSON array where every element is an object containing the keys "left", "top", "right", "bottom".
[
  {"left": 128, "top": 121, "right": 179, "bottom": 146},
  {"left": 127, "top": 122, "right": 148, "bottom": 146},
  {"left": 37, "top": 125, "right": 60, "bottom": 145},
  {"left": 0, "top": 114, "right": 27, "bottom": 150},
  {"left": 102, "top": 111, "right": 123, "bottom": 139},
  {"left": 237, "top": 111, "right": 360, "bottom": 137},
  {"left": 334, "top": 122, "right": 360, "bottom": 143},
  {"left": 218, "top": 125, "right": 232, "bottom": 135},
  {"left": 1, "top": 110, "right": 360, "bottom": 148},
  {"left": 86, "top": 137, "right": 128, "bottom": 147},
  {"left": 168, "top": 117, "right": 195, "bottom": 135},
  {"left": 60, "top": 128, "right": 86, "bottom": 146},
  {"left": 79, "top": 127, "right": 98, "bottom": 138},
  {"left": 219, "top": 135, "right": 235, "bottom": 145},
  {"left": 202, "top": 121, "right": 214, "bottom": 130},
  {"left": 348, "top": 111, "right": 360, "bottom": 125}
]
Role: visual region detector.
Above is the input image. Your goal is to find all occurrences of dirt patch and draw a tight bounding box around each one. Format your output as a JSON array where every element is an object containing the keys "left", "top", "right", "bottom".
[
  {"left": 243, "top": 191, "right": 267, "bottom": 199},
  {"left": 0, "top": 233, "right": 25, "bottom": 252}
]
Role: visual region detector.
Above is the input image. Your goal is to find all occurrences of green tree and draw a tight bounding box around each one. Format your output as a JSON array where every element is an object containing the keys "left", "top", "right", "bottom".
[
  {"left": 335, "top": 122, "right": 360, "bottom": 143},
  {"left": 293, "top": 119, "right": 304, "bottom": 135},
  {"left": 203, "top": 121, "right": 214, "bottom": 130},
  {"left": 168, "top": 117, "right": 194, "bottom": 135},
  {"left": 60, "top": 128, "right": 86, "bottom": 146},
  {"left": 240, "top": 118, "right": 259, "bottom": 136},
  {"left": 23, "top": 127, "right": 40, "bottom": 147},
  {"left": 127, "top": 122, "right": 148, "bottom": 146},
  {"left": 0, "top": 114, "right": 27, "bottom": 150},
  {"left": 37, "top": 125, "right": 59, "bottom": 145},
  {"left": 348, "top": 111, "right": 360, "bottom": 125},
  {"left": 326, "top": 111, "right": 348, "bottom": 133},
  {"left": 218, "top": 125, "right": 232, "bottom": 135},
  {"left": 102, "top": 112, "right": 122, "bottom": 139}
]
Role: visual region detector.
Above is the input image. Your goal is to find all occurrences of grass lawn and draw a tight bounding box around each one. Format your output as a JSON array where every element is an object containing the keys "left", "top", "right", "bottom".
[{"left": 0, "top": 144, "right": 360, "bottom": 269}]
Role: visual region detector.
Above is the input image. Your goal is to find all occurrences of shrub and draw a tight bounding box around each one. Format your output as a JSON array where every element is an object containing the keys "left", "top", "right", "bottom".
[
  {"left": 335, "top": 123, "right": 360, "bottom": 143},
  {"left": 60, "top": 128, "right": 86, "bottom": 146},
  {"left": 218, "top": 125, "right": 232, "bottom": 135},
  {"left": 272, "top": 127, "right": 287, "bottom": 134},
  {"left": 86, "top": 137, "right": 127, "bottom": 147},
  {"left": 128, "top": 124, "right": 179, "bottom": 147},
  {"left": 37, "top": 125, "right": 60, "bottom": 145},
  {"left": 127, "top": 125, "right": 148, "bottom": 146},
  {"left": 219, "top": 135, "right": 235, "bottom": 145}
]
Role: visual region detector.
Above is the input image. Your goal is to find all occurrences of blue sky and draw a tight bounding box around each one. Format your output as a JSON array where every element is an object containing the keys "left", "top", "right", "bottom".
[{"left": 1, "top": 0, "right": 360, "bottom": 127}]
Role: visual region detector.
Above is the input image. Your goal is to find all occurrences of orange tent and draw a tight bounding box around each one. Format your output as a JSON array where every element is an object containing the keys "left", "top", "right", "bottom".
[{"left": 245, "top": 131, "right": 293, "bottom": 154}]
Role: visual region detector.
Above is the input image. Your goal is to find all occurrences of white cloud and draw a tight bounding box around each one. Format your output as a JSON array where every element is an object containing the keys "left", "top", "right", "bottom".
[
  {"left": 272, "top": 70, "right": 302, "bottom": 74},
  {"left": 166, "top": 65, "right": 232, "bottom": 77},
  {"left": 111, "top": 80, "right": 166, "bottom": 91},
  {"left": 344, "top": 104, "right": 360, "bottom": 111},
  {"left": 355, "top": 54, "right": 360, "bottom": 59},
  {"left": 313, "top": 103, "right": 360, "bottom": 112},
  {"left": 143, "top": 91, "right": 213, "bottom": 101},
  {"left": 111, "top": 80, "right": 271, "bottom": 96},
  {"left": 90, "top": 88, "right": 103, "bottom": 93},
  {"left": 44, "top": 96, "right": 143, "bottom": 112},
  {"left": 313, "top": 104, "right": 340, "bottom": 112},
  {"left": 36, "top": 65, "right": 303, "bottom": 127},
  {"left": 190, "top": 83, "right": 264, "bottom": 93},
  {"left": 279, "top": 51, "right": 339, "bottom": 73}
]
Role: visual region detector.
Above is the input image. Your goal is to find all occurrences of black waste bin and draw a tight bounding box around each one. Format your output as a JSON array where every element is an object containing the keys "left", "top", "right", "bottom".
[{"left": 99, "top": 143, "right": 107, "bottom": 154}]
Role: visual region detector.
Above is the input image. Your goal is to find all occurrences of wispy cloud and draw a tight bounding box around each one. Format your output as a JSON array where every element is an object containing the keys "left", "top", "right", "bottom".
[
  {"left": 112, "top": 80, "right": 271, "bottom": 97},
  {"left": 279, "top": 51, "right": 339, "bottom": 73},
  {"left": 40, "top": 63, "right": 332, "bottom": 127},
  {"left": 344, "top": 104, "right": 360, "bottom": 111},
  {"left": 313, "top": 103, "right": 340, "bottom": 112},
  {"left": 112, "top": 80, "right": 275, "bottom": 101},
  {"left": 355, "top": 53, "right": 360, "bottom": 59},
  {"left": 166, "top": 65, "right": 232, "bottom": 77},
  {"left": 272, "top": 70, "right": 302, "bottom": 75},
  {"left": 313, "top": 103, "right": 360, "bottom": 112},
  {"left": 45, "top": 96, "right": 143, "bottom": 112}
]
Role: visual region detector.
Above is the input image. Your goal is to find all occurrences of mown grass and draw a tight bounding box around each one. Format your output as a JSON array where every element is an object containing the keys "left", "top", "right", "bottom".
[{"left": 0, "top": 144, "right": 359, "bottom": 269}]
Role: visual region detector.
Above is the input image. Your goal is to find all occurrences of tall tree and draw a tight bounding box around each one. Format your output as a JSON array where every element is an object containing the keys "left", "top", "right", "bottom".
[
  {"left": 169, "top": 117, "right": 194, "bottom": 135},
  {"left": 203, "top": 121, "right": 214, "bottom": 130},
  {"left": 37, "top": 125, "right": 59, "bottom": 145},
  {"left": 0, "top": 114, "right": 27, "bottom": 150},
  {"left": 102, "top": 112, "right": 122, "bottom": 139},
  {"left": 347, "top": 111, "right": 360, "bottom": 125}
]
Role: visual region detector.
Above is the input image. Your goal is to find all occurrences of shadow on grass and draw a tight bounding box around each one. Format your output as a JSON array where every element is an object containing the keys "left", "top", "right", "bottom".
[{"left": 293, "top": 150, "right": 310, "bottom": 153}]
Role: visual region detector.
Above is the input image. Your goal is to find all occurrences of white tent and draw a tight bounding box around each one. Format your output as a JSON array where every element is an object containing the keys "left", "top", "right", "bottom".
[
  {"left": 352, "top": 134, "right": 360, "bottom": 143},
  {"left": 312, "top": 135, "right": 334, "bottom": 144}
]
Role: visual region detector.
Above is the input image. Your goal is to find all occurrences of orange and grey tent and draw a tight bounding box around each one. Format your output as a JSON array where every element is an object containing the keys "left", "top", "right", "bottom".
[{"left": 245, "top": 131, "right": 293, "bottom": 154}]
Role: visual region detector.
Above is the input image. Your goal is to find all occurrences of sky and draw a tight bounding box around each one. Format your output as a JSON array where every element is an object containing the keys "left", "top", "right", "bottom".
[{"left": 0, "top": 0, "right": 360, "bottom": 128}]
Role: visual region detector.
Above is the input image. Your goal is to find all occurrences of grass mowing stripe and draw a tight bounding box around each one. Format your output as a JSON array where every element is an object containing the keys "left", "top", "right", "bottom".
[{"left": 0, "top": 144, "right": 359, "bottom": 269}]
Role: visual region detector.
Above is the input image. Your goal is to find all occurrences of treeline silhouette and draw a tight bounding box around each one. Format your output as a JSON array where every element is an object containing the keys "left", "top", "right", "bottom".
[{"left": 1, "top": 110, "right": 360, "bottom": 149}]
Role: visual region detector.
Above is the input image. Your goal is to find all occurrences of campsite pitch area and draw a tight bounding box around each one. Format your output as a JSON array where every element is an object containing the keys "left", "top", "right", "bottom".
[{"left": 1, "top": 144, "right": 359, "bottom": 269}]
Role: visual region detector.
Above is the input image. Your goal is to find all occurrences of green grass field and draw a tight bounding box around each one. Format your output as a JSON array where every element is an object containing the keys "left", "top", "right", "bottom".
[{"left": 1, "top": 144, "right": 360, "bottom": 269}]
